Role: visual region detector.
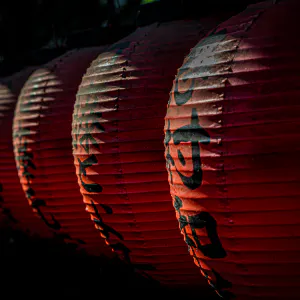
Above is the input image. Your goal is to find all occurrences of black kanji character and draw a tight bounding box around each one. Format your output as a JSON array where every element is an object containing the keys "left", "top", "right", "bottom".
[
  {"left": 166, "top": 108, "right": 210, "bottom": 190},
  {"left": 78, "top": 155, "right": 103, "bottom": 193}
]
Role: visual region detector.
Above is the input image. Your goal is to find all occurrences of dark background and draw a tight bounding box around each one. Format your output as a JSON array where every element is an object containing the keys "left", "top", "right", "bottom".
[
  {"left": 0, "top": 0, "right": 262, "bottom": 76},
  {"left": 0, "top": 0, "right": 260, "bottom": 298}
]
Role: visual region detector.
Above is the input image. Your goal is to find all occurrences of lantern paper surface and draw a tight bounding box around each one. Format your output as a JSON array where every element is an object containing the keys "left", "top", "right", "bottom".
[
  {"left": 72, "top": 20, "right": 220, "bottom": 286},
  {"left": 0, "top": 69, "right": 50, "bottom": 236},
  {"left": 13, "top": 48, "right": 113, "bottom": 256},
  {"left": 164, "top": 0, "right": 300, "bottom": 298}
]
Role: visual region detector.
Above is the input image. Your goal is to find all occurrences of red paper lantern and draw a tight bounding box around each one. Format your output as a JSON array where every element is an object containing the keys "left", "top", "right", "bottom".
[
  {"left": 13, "top": 48, "right": 113, "bottom": 256},
  {"left": 164, "top": 0, "right": 300, "bottom": 298},
  {"left": 0, "top": 69, "right": 50, "bottom": 236},
  {"left": 72, "top": 20, "right": 220, "bottom": 287}
]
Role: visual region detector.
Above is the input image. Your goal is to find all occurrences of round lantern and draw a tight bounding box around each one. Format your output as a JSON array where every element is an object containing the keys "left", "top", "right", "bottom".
[
  {"left": 72, "top": 20, "right": 220, "bottom": 287},
  {"left": 13, "top": 48, "right": 114, "bottom": 256},
  {"left": 164, "top": 0, "right": 300, "bottom": 298},
  {"left": 0, "top": 69, "right": 50, "bottom": 236}
]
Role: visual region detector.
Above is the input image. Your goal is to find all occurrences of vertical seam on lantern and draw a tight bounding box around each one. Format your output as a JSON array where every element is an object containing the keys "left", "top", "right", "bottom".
[
  {"left": 115, "top": 43, "right": 135, "bottom": 249},
  {"left": 132, "top": 24, "right": 163, "bottom": 264},
  {"left": 35, "top": 50, "right": 78, "bottom": 241},
  {"left": 222, "top": 34, "right": 243, "bottom": 244},
  {"left": 36, "top": 52, "right": 74, "bottom": 196},
  {"left": 214, "top": 0, "right": 277, "bottom": 291},
  {"left": 230, "top": 0, "right": 274, "bottom": 255},
  {"left": 34, "top": 57, "right": 59, "bottom": 234},
  {"left": 217, "top": 0, "right": 276, "bottom": 233},
  {"left": 110, "top": 39, "right": 144, "bottom": 270},
  {"left": 117, "top": 25, "right": 158, "bottom": 269},
  {"left": 131, "top": 24, "right": 156, "bottom": 256},
  {"left": 37, "top": 55, "right": 64, "bottom": 217}
]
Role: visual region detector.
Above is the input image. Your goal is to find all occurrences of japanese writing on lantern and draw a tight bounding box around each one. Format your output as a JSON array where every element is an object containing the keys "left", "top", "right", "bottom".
[
  {"left": 165, "top": 33, "right": 234, "bottom": 298},
  {"left": 73, "top": 99, "right": 104, "bottom": 154},
  {"left": 77, "top": 132, "right": 156, "bottom": 275},
  {"left": 174, "top": 196, "right": 234, "bottom": 299},
  {"left": 14, "top": 133, "right": 61, "bottom": 230},
  {"left": 13, "top": 125, "right": 83, "bottom": 248},
  {"left": 74, "top": 42, "right": 156, "bottom": 276},
  {"left": 165, "top": 108, "right": 210, "bottom": 190},
  {"left": 174, "top": 195, "right": 226, "bottom": 259}
]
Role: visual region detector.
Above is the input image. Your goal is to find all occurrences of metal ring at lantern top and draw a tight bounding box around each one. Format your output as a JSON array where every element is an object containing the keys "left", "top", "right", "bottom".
[
  {"left": 72, "top": 19, "right": 222, "bottom": 288},
  {"left": 0, "top": 69, "right": 51, "bottom": 237},
  {"left": 164, "top": 0, "right": 300, "bottom": 299},
  {"left": 13, "top": 48, "right": 115, "bottom": 257}
]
